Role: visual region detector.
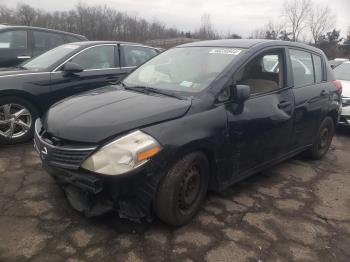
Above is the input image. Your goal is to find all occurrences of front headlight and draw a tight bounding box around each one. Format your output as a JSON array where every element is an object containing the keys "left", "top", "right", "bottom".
[{"left": 81, "top": 130, "right": 161, "bottom": 176}]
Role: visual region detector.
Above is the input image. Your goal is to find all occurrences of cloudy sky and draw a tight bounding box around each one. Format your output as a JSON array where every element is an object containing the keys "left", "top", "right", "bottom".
[{"left": 1, "top": 0, "right": 349, "bottom": 38}]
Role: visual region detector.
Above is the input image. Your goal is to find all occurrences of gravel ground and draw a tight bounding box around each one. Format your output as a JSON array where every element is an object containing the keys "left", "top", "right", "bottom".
[{"left": 0, "top": 129, "right": 350, "bottom": 262}]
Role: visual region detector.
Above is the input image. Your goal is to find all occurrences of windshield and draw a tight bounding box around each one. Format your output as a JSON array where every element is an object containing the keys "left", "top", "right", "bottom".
[
  {"left": 123, "top": 47, "right": 245, "bottom": 93},
  {"left": 334, "top": 63, "right": 350, "bottom": 81},
  {"left": 22, "top": 44, "right": 80, "bottom": 70}
]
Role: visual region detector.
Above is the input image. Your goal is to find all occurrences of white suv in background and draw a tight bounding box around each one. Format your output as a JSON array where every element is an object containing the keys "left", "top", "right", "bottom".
[{"left": 334, "top": 61, "right": 350, "bottom": 126}]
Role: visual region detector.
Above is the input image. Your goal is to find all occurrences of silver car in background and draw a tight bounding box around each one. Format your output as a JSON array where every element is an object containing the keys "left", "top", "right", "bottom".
[{"left": 334, "top": 62, "right": 350, "bottom": 126}]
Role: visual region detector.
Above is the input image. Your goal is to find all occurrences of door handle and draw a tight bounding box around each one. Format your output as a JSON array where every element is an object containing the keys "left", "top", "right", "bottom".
[
  {"left": 320, "top": 90, "right": 329, "bottom": 96},
  {"left": 278, "top": 101, "right": 292, "bottom": 109},
  {"left": 17, "top": 55, "right": 31, "bottom": 59}
]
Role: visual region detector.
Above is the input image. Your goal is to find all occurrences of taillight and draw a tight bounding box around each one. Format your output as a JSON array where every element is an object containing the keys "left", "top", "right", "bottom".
[{"left": 332, "top": 80, "right": 343, "bottom": 94}]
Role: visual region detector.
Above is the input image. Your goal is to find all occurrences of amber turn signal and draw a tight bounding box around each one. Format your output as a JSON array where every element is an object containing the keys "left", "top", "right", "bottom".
[{"left": 137, "top": 146, "right": 161, "bottom": 161}]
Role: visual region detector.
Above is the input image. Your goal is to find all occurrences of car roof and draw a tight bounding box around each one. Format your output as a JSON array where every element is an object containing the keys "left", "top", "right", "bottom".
[
  {"left": 178, "top": 39, "right": 323, "bottom": 54},
  {"left": 0, "top": 24, "right": 86, "bottom": 39},
  {"left": 68, "top": 41, "right": 156, "bottom": 49}
]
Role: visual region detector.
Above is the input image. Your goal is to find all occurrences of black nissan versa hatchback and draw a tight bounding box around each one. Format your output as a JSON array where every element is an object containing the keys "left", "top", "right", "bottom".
[{"left": 34, "top": 39, "right": 341, "bottom": 226}]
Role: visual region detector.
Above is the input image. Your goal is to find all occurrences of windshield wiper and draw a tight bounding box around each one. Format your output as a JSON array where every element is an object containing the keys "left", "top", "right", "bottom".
[{"left": 122, "top": 83, "right": 185, "bottom": 100}]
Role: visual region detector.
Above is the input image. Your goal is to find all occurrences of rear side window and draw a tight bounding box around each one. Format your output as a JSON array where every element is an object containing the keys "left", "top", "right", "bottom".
[
  {"left": 312, "top": 54, "right": 323, "bottom": 83},
  {"left": 123, "top": 46, "right": 159, "bottom": 67},
  {"left": 0, "top": 30, "right": 27, "bottom": 49},
  {"left": 289, "top": 49, "right": 314, "bottom": 87},
  {"left": 33, "top": 31, "right": 65, "bottom": 50}
]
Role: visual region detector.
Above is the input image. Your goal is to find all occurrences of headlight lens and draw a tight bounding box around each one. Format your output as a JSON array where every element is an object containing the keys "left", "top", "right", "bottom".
[{"left": 81, "top": 130, "right": 161, "bottom": 176}]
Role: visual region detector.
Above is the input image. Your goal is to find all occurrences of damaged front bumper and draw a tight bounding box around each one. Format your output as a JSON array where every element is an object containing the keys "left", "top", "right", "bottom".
[
  {"left": 43, "top": 163, "right": 162, "bottom": 222},
  {"left": 34, "top": 119, "right": 163, "bottom": 223}
]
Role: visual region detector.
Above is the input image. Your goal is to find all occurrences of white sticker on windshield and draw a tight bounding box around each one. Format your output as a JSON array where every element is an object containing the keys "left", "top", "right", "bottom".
[
  {"left": 209, "top": 48, "right": 242, "bottom": 55},
  {"left": 180, "top": 81, "right": 193, "bottom": 87},
  {"left": 64, "top": 44, "right": 79, "bottom": 49}
]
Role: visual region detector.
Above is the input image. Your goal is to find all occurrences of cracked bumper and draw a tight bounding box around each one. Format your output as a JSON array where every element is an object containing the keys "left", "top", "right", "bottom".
[{"left": 43, "top": 163, "right": 162, "bottom": 222}]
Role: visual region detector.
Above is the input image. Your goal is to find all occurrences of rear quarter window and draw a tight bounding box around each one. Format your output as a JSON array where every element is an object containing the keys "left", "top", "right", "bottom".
[{"left": 312, "top": 54, "right": 323, "bottom": 83}]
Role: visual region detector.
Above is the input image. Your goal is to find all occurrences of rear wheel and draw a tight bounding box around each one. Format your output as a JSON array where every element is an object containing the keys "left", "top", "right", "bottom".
[
  {"left": 154, "top": 152, "right": 209, "bottom": 226},
  {"left": 0, "top": 97, "right": 38, "bottom": 144},
  {"left": 305, "top": 117, "right": 335, "bottom": 160}
]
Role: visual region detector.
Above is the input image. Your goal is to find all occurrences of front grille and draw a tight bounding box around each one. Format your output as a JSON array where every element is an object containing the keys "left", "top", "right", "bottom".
[
  {"left": 49, "top": 147, "right": 95, "bottom": 170},
  {"left": 34, "top": 120, "right": 96, "bottom": 170}
]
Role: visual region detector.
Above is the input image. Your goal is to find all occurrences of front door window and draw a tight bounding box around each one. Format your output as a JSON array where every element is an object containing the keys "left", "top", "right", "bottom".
[
  {"left": 236, "top": 52, "right": 283, "bottom": 94},
  {"left": 70, "top": 45, "right": 116, "bottom": 70}
]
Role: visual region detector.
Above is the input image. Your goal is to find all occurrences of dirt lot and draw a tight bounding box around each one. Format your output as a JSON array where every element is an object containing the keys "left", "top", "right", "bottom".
[{"left": 1, "top": 129, "right": 350, "bottom": 262}]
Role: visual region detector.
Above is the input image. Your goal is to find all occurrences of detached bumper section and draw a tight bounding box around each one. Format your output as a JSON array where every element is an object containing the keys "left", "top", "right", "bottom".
[{"left": 34, "top": 120, "right": 161, "bottom": 222}]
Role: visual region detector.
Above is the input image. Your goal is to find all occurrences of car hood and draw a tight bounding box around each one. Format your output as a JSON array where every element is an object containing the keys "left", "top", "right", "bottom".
[
  {"left": 340, "top": 80, "right": 350, "bottom": 97},
  {"left": 43, "top": 86, "right": 192, "bottom": 143}
]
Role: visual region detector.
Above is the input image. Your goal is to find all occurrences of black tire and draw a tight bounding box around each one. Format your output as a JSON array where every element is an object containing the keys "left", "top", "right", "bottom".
[
  {"left": 305, "top": 117, "right": 335, "bottom": 160},
  {"left": 0, "top": 96, "right": 39, "bottom": 145},
  {"left": 154, "top": 152, "right": 209, "bottom": 226}
]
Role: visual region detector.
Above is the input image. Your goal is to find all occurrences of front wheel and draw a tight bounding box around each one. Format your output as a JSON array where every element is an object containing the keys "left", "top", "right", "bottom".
[
  {"left": 305, "top": 117, "right": 335, "bottom": 160},
  {"left": 154, "top": 152, "right": 209, "bottom": 226},
  {"left": 0, "top": 97, "right": 38, "bottom": 144}
]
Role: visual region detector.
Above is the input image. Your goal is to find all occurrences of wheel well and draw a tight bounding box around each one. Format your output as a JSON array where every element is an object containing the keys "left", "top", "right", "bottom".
[
  {"left": 170, "top": 146, "right": 216, "bottom": 183},
  {"left": 327, "top": 110, "right": 338, "bottom": 126},
  {"left": 0, "top": 94, "right": 42, "bottom": 114},
  {"left": 189, "top": 148, "right": 217, "bottom": 189}
]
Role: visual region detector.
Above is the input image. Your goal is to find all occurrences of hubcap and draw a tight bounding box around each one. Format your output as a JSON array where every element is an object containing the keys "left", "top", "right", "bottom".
[
  {"left": 0, "top": 104, "right": 32, "bottom": 139},
  {"left": 179, "top": 163, "right": 201, "bottom": 210}
]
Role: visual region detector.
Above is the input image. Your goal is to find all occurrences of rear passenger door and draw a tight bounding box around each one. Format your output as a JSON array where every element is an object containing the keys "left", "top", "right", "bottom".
[
  {"left": 289, "top": 49, "right": 329, "bottom": 149},
  {"left": 0, "top": 29, "right": 30, "bottom": 67}
]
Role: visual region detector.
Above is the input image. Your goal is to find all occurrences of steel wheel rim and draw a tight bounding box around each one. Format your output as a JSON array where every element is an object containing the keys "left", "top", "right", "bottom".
[
  {"left": 179, "top": 163, "right": 201, "bottom": 211},
  {"left": 0, "top": 103, "right": 32, "bottom": 139},
  {"left": 319, "top": 127, "right": 329, "bottom": 149}
]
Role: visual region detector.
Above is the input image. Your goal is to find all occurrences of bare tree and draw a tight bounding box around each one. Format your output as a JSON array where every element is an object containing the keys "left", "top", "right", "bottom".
[
  {"left": 0, "top": 5, "right": 15, "bottom": 24},
  {"left": 16, "top": 3, "right": 37, "bottom": 26},
  {"left": 265, "top": 20, "right": 287, "bottom": 39},
  {"left": 283, "top": 0, "right": 312, "bottom": 42},
  {"left": 308, "top": 4, "right": 335, "bottom": 44},
  {"left": 196, "top": 14, "right": 217, "bottom": 40},
  {"left": 250, "top": 20, "right": 287, "bottom": 40}
]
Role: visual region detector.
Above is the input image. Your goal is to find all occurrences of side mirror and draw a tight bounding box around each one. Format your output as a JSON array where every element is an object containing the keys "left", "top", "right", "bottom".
[
  {"left": 233, "top": 84, "right": 250, "bottom": 104},
  {"left": 63, "top": 62, "right": 83, "bottom": 74}
]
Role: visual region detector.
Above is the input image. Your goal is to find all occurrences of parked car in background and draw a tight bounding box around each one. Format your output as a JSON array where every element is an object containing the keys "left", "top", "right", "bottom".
[
  {"left": 329, "top": 58, "right": 349, "bottom": 69},
  {"left": 0, "top": 41, "right": 161, "bottom": 144},
  {"left": 0, "top": 25, "right": 87, "bottom": 67},
  {"left": 34, "top": 39, "right": 341, "bottom": 226},
  {"left": 333, "top": 61, "right": 350, "bottom": 126}
]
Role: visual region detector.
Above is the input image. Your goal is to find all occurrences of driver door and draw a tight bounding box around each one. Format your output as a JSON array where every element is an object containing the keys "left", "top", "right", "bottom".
[
  {"left": 225, "top": 48, "right": 295, "bottom": 180},
  {"left": 49, "top": 44, "right": 124, "bottom": 103}
]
